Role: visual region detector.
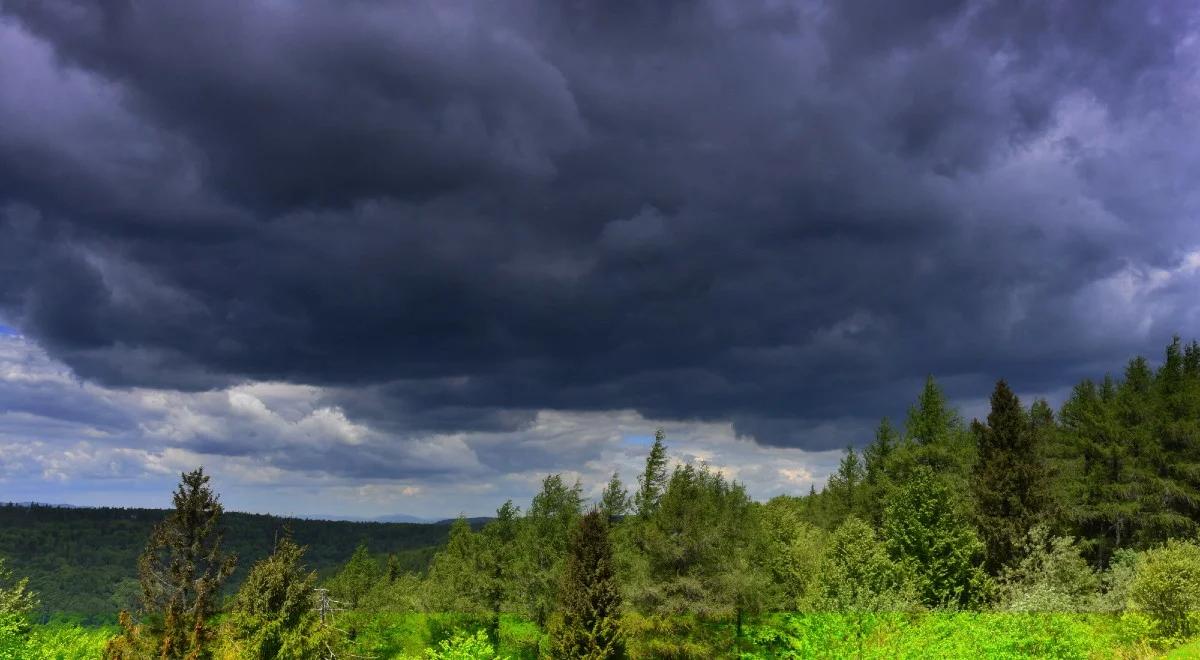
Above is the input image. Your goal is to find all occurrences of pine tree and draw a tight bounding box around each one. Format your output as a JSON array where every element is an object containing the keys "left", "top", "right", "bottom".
[
  {"left": 600, "top": 472, "right": 631, "bottom": 521},
  {"left": 113, "top": 467, "right": 236, "bottom": 660},
  {"left": 635, "top": 429, "right": 669, "bottom": 516},
  {"left": 973, "top": 380, "right": 1048, "bottom": 573},
  {"left": 548, "top": 511, "right": 625, "bottom": 660}
]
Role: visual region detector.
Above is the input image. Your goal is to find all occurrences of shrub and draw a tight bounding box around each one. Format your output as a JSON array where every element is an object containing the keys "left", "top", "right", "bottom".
[
  {"left": 998, "top": 526, "right": 1098, "bottom": 612},
  {"left": 1129, "top": 538, "right": 1200, "bottom": 644}
]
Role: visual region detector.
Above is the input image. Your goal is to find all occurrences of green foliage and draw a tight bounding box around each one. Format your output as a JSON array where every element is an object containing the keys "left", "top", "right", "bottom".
[
  {"left": 809, "top": 517, "right": 914, "bottom": 615},
  {"left": 414, "top": 629, "right": 504, "bottom": 660},
  {"left": 742, "top": 611, "right": 1153, "bottom": 659},
  {"left": 825, "top": 445, "right": 865, "bottom": 521},
  {"left": 547, "top": 511, "right": 623, "bottom": 659},
  {"left": 973, "top": 380, "right": 1049, "bottom": 573},
  {"left": 997, "top": 526, "right": 1098, "bottom": 612},
  {"left": 1129, "top": 537, "right": 1200, "bottom": 644},
  {"left": 0, "top": 622, "right": 114, "bottom": 660},
  {"left": 599, "top": 473, "right": 631, "bottom": 521},
  {"left": 111, "top": 467, "right": 237, "bottom": 659},
  {"left": 883, "top": 467, "right": 989, "bottom": 609},
  {"left": 1056, "top": 338, "right": 1200, "bottom": 566},
  {"left": 426, "top": 518, "right": 492, "bottom": 616},
  {"left": 0, "top": 503, "right": 450, "bottom": 622},
  {"left": 631, "top": 463, "right": 766, "bottom": 622},
  {"left": 634, "top": 429, "right": 669, "bottom": 517},
  {"left": 221, "top": 533, "right": 327, "bottom": 659},
  {"left": 516, "top": 474, "right": 583, "bottom": 626},
  {"left": 328, "top": 542, "right": 381, "bottom": 610},
  {"left": 757, "top": 497, "right": 826, "bottom": 610}
]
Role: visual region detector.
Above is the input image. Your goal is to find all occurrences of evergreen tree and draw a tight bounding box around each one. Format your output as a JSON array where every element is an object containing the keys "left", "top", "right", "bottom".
[
  {"left": 600, "top": 472, "right": 632, "bottom": 521},
  {"left": 906, "top": 375, "right": 960, "bottom": 445},
  {"left": 481, "top": 500, "right": 521, "bottom": 644},
  {"left": 973, "top": 380, "right": 1048, "bottom": 573},
  {"left": 884, "top": 466, "right": 989, "bottom": 608},
  {"left": 518, "top": 474, "right": 584, "bottom": 626},
  {"left": 329, "top": 543, "right": 380, "bottom": 610},
  {"left": 548, "top": 511, "right": 625, "bottom": 660},
  {"left": 826, "top": 445, "right": 865, "bottom": 519},
  {"left": 112, "top": 467, "right": 236, "bottom": 660},
  {"left": 425, "top": 517, "right": 489, "bottom": 615},
  {"left": 222, "top": 533, "right": 325, "bottom": 659},
  {"left": 863, "top": 418, "right": 899, "bottom": 525},
  {"left": 632, "top": 463, "right": 765, "bottom": 623},
  {"left": 635, "top": 429, "right": 669, "bottom": 516}
]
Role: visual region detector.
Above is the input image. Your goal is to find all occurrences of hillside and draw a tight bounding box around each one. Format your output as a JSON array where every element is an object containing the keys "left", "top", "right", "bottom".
[{"left": 0, "top": 503, "right": 455, "bottom": 623}]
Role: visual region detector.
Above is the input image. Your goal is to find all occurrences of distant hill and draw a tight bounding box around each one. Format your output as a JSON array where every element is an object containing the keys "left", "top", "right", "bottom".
[{"left": 0, "top": 503, "right": 457, "bottom": 623}]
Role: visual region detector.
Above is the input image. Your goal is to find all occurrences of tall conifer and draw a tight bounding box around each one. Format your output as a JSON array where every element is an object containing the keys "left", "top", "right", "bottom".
[
  {"left": 973, "top": 380, "right": 1046, "bottom": 573},
  {"left": 548, "top": 511, "right": 625, "bottom": 660}
]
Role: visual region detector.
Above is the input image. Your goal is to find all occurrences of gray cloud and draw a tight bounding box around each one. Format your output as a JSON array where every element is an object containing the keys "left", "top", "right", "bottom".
[{"left": 0, "top": 0, "right": 1197, "bottom": 459}]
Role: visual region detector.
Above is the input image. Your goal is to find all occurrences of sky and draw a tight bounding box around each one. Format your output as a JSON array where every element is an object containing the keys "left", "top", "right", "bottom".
[{"left": 0, "top": 0, "right": 1198, "bottom": 519}]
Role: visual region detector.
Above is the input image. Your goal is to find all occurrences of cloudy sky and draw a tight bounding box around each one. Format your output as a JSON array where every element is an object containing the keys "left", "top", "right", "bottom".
[{"left": 0, "top": 0, "right": 1198, "bottom": 519}]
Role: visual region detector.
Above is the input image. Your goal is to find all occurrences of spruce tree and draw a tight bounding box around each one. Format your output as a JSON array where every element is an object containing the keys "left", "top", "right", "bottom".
[
  {"left": 117, "top": 467, "right": 236, "bottom": 659},
  {"left": 634, "top": 429, "right": 669, "bottom": 516},
  {"left": 973, "top": 380, "right": 1047, "bottom": 572},
  {"left": 548, "top": 510, "right": 625, "bottom": 660}
]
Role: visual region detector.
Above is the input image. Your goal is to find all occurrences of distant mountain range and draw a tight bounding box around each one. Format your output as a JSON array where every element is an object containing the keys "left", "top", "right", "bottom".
[{"left": 4, "top": 502, "right": 492, "bottom": 526}]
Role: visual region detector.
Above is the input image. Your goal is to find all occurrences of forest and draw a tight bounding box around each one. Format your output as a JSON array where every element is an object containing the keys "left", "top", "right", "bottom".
[{"left": 7, "top": 337, "right": 1200, "bottom": 658}]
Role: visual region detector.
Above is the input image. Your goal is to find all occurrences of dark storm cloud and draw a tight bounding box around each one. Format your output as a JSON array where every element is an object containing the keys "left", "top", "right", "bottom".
[{"left": 1, "top": 0, "right": 1198, "bottom": 451}]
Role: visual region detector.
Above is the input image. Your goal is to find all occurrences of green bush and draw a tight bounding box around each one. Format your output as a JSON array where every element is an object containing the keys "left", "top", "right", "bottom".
[{"left": 1129, "top": 538, "right": 1200, "bottom": 644}]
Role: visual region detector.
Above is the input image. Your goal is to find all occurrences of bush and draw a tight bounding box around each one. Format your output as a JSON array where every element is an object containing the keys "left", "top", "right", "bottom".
[
  {"left": 997, "top": 526, "right": 1098, "bottom": 612},
  {"left": 1129, "top": 538, "right": 1200, "bottom": 644},
  {"left": 416, "top": 630, "right": 504, "bottom": 660}
]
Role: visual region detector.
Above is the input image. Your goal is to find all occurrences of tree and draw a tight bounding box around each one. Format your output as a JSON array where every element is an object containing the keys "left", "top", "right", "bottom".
[
  {"left": 758, "top": 497, "right": 826, "bottom": 610},
  {"left": 634, "top": 429, "right": 669, "bottom": 516},
  {"left": 110, "top": 467, "right": 236, "bottom": 660},
  {"left": 906, "top": 375, "right": 960, "bottom": 445},
  {"left": 328, "top": 543, "right": 380, "bottom": 610},
  {"left": 826, "top": 445, "right": 865, "bottom": 519},
  {"left": 973, "top": 380, "right": 1048, "bottom": 573},
  {"left": 809, "top": 517, "right": 914, "bottom": 656},
  {"left": 480, "top": 500, "right": 521, "bottom": 644},
  {"left": 599, "top": 472, "right": 631, "bottom": 521},
  {"left": 517, "top": 475, "right": 584, "bottom": 626},
  {"left": 862, "top": 418, "right": 900, "bottom": 525},
  {"left": 425, "top": 517, "right": 489, "bottom": 615},
  {"left": 0, "top": 555, "right": 37, "bottom": 650},
  {"left": 221, "top": 533, "right": 326, "bottom": 659},
  {"left": 547, "top": 511, "right": 624, "bottom": 660},
  {"left": 632, "top": 463, "right": 765, "bottom": 626},
  {"left": 884, "top": 466, "right": 989, "bottom": 608}
]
